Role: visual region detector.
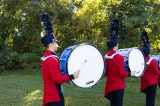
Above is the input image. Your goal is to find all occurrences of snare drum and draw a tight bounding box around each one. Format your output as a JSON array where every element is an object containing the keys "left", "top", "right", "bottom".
[
  {"left": 117, "top": 48, "right": 146, "bottom": 77},
  {"left": 60, "top": 44, "right": 105, "bottom": 88}
]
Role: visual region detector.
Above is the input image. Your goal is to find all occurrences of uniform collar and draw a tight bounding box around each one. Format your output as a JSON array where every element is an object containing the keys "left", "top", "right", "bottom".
[
  {"left": 145, "top": 55, "right": 150, "bottom": 60},
  {"left": 109, "top": 49, "right": 116, "bottom": 53},
  {"left": 46, "top": 50, "right": 55, "bottom": 54},
  {"left": 107, "top": 49, "right": 116, "bottom": 56}
]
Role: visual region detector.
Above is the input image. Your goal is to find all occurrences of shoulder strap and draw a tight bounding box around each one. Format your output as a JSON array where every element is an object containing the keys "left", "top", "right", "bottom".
[
  {"left": 146, "top": 58, "right": 153, "bottom": 65},
  {"left": 41, "top": 55, "right": 59, "bottom": 61},
  {"left": 105, "top": 53, "right": 118, "bottom": 59}
]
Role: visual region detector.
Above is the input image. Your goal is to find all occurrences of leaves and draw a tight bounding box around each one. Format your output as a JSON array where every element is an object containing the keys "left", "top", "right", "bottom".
[{"left": 1, "top": 0, "right": 160, "bottom": 54}]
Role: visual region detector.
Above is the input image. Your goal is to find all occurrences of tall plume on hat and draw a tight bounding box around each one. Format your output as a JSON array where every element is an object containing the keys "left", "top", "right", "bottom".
[
  {"left": 107, "top": 19, "right": 119, "bottom": 48},
  {"left": 40, "top": 13, "right": 54, "bottom": 35},
  {"left": 141, "top": 30, "right": 150, "bottom": 56},
  {"left": 40, "top": 13, "right": 57, "bottom": 47},
  {"left": 141, "top": 30, "right": 150, "bottom": 46},
  {"left": 109, "top": 19, "right": 119, "bottom": 39}
]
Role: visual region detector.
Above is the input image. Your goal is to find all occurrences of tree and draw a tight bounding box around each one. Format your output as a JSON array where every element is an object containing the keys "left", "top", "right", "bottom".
[{"left": 1, "top": 0, "right": 160, "bottom": 55}]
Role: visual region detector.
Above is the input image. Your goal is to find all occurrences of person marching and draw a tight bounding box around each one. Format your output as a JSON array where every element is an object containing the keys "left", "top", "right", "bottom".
[
  {"left": 104, "top": 19, "right": 135, "bottom": 106},
  {"left": 40, "top": 13, "right": 80, "bottom": 106},
  {"left": 140, "top": 30, "right": 160, "bottom": 106}
]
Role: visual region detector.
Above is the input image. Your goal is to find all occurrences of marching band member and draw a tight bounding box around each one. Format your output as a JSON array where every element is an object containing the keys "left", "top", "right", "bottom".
[
  {"left": 104, "top": 19, "right": 135, "bottom": 106},
  {"left": 40, "top": 13, "right": 80, "bottom": 106},
  {"left": 140, "top": 31, "right": 160, "bottom": 106}
]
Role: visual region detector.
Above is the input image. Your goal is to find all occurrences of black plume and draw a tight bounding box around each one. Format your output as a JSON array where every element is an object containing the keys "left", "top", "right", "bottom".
[
  {"left": 109, "top": 19, "right": 119, "bottom": 39},
  {"left": 40, "top": 13, "right": 53, "bottom": 34},
  {"left": 141, "top": 31, "right": 149, "bottom": 46}
]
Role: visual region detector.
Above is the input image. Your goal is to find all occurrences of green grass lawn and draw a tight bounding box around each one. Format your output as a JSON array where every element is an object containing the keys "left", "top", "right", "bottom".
[{"left": 0, "top": 70, "right": 160, "bottom": 106}]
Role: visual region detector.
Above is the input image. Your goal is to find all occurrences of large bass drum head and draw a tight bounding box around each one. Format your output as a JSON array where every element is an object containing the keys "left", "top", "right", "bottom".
[
  {"left": 128, "top": 48, "right": 146, "bottom": 77},
  {"left": 67, "top": 44, "right": 104, "bottom": 88}
]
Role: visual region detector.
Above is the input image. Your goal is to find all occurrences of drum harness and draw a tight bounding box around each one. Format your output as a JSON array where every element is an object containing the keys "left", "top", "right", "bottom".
[
  {"left": 105, "top": 53, "right": 119, "bottom": 66},
  {"left": 41, "top": 55, "right": 59, "bottom": 61},
  {"left": 105, "top": 53, "right": 118, "bottom": 59},
  {"left": 146, "top": 58, "right": 153, "bottom": 65}
]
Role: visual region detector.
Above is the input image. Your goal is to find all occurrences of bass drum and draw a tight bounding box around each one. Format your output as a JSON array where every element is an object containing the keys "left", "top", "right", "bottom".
[
  {"left": 117, "top": 47, "right": 146, "bottom": 77},
  {"left": 60, "top": 43, "right": 105, "bottom": 88}
]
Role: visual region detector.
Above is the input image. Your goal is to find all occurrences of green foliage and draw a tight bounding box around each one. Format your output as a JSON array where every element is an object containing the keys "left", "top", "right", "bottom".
[
  {"left": 1, "top": 0, "right": 160, "bottom": 70},
  {"left": 0, "top": 37, "right": 5, "bottom": 51},
  {"left": 106, "top": 0, "right": 160, "bottom": 50},
  {"left": 0, "top": 51, "right": 40, "bottom": 71}
]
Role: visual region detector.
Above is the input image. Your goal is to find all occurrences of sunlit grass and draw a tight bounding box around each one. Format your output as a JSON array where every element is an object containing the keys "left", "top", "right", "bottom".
[
  {"left": 0, "top": 70, "right": 160, "bottom": 106},
  {"left": 0, "top": 69, "right": 42, "bottom": 106},
  {"left": 23, "top": 90, "right": 42, "bottom": 106}
]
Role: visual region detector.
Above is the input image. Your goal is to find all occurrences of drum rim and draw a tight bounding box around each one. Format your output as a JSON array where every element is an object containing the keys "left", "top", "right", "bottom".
[
  {"left": 65, "top": 43, "right": 105, "bottom": 88},
  {"left": 128, "top": 48, "right": 146, "bottom": 77},
  {"left": 60, "top": 45, "right": 79, "bottom": 75}
]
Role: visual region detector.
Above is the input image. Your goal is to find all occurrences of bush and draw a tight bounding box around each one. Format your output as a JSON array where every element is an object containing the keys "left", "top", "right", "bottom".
[
  {"left": 21, "top": 53, "right": 41, "bottom": 69},
  {"left": 0, "top": 51, "right": 40, "bottom": 71}
]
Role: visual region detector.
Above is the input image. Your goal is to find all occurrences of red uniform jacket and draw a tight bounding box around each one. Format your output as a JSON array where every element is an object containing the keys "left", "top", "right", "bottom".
[
  {"left": 104, "top": 49, "right": 129, "bottom": 96},
  {"left": 41, "top": 50, "right": 73, "bottom": 106},
  {"left": 141, "top": 55, "right": 160, "bottom": 91}
]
